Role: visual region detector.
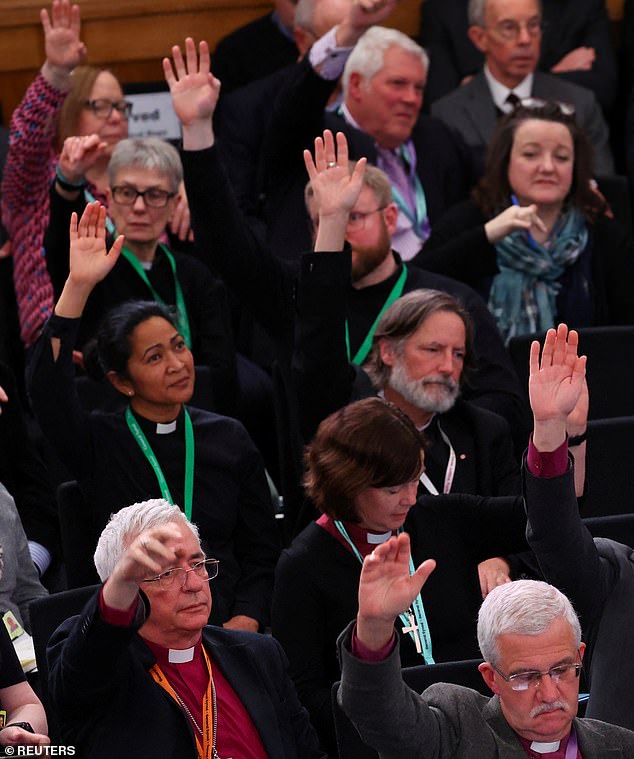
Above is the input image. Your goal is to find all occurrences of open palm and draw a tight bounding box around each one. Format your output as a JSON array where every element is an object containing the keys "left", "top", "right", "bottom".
[
  {"left": 163, "top": 38, "right": 220, "bottom": 125},
  {"left": 41, "top": 0, "right": 86, "bottom": 71},
  {"left": 69, "top": 202, "right": 123, "bottom": 287}
]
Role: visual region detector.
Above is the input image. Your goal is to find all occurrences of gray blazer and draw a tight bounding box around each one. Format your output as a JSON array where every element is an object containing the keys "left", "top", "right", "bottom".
[
  {"left": 431, "top": 70, "right": 614, "bottom": 176},
  {"left": 338, "top": 622, "right": 634, "bottom": 758}
]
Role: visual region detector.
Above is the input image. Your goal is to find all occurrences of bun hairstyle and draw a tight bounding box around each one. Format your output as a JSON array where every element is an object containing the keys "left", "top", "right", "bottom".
[{"left": 83, "top": 300, "right": 178, "bottom": 381}]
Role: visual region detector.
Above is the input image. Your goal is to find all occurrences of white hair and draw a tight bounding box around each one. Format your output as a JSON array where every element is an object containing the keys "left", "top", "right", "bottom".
[
  {"left": 94, "top": 498, "right": 199, "bottom": 581},
  {"left": 468, "top": 0, "right": 543, "bottom": 27},
  {"left": 477, "top": 580, "right": 582, "bottom": 666},
  {"left": 342, "top": 26, "right": 429, "bottom": 99}
]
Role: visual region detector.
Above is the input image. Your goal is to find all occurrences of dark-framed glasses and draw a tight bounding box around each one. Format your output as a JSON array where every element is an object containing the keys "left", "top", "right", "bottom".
[
  {"left": 82, "top": 98, "right": 133, "bottom": 119},
  {"left": 493, "top": 657, "right": 582, "bottom": 692},
  {"left": 492, "top": 17, "right": 543, "bottom": 41},
  {"left": 143, "top": 558, "right": 219, "bottom": 589},
  {"left": 111, "top": 185, "right": 177, "bottom": 208}
]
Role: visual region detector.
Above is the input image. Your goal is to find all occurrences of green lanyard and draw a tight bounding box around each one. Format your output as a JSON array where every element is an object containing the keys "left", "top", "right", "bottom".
[
  {"left": 333, "top": 521, "right": 435, "bottom": 664},
  {"left": 120, "top": 244, "right": 192, "bottom": 349},
  {"left": 125, "top": 406, "right": 195, "bottom": 520},
  {"left": 345, "top": 266, "right": 408, "bottom": 365}
]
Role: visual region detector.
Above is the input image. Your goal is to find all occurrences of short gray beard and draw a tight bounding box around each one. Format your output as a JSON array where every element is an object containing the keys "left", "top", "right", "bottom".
[{"left": 388, "top": 362, "right": 460, "bottom": 414}]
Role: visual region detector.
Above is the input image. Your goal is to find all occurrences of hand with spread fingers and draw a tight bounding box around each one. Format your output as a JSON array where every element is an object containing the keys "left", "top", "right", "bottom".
[
  {"left": 163, "top": 38, "right": 220, "bottom": 149},
  {"left": 356, "top": 533, "right": 436, "bottom": 651},
  {"left": 41, "top": 0, "right": 86, "bottom": 88},
  {"left": 54, "top": 202, "right": 125, "bottom": 319},
  {"left": 529, "top": 323, "right": 587, "bottom": 452},
  {"left": 304, "top": 129, "right": 366, "bottom": 252}
]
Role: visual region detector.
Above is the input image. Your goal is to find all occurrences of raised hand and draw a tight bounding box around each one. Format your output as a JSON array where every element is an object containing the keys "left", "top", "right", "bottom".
[
  {"left": 58, "top": 134, "right": 108, "bottom": 186},
  {"left": 103, "top": 523, "right": 183, "bottom": 611},
  {"left": 41, "top": 0, "right": 86, "bottom": 80},
  {"left": 163, "top": 38, "right": 219, "bottom": 150},
  {"left": 484, "top": 203, "right": 547, "bottom": 244},
  {"left": 529, "top": 324, "right": 586, "bottom": 452},
  {"left": 304, "top": 130, "right": 366, "bottom": 251},
  {"left": 304, "top": 130, "right": 366, "bottom": 218},
  {"left": 357, "top": 533, "right": 435, "bottom": 650},
  {"left": 338, "top": 0, "right": 400, "bottom": 45},
  {"left": 68, "top": 202, "right": 124, "bottom": 288}
]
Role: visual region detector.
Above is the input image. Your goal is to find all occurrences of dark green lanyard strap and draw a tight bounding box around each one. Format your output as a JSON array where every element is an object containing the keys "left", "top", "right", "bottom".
[
  {"left": 120, "top": 244, "right": 192, "bottom": 349},
  {"left": 345, "top": 266, "right": 408, "bottom": 365},
  {"left": 125, "top": 406, "right": 195, "bottom": 520}
]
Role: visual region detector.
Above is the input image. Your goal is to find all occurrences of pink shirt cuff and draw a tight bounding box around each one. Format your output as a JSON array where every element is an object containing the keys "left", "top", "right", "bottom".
[
  {"left": 99, "top": 586, "right": 139, "bottom": 626},
  {"left": 526, "top": 435, "right": 569, "bottom": 478},
  {"left": 351, "top": 624, "right": 396, "bottom": 661}
]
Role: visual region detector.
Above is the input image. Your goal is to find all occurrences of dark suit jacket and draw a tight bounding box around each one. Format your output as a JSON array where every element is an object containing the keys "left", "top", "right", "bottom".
[
  {"left": 431, "top": 70, "right": 614, "bottom": 176},
  {"left": 48, "top": 590, "right": 326, "bottom": 758},
  {"left": 525, "top": 462, "right": 634, "bottom": 732},
  {"left": 419, "top": 0, "right": 618, "bottom": 110},
  {"left": 217, "top": 56, "right": 474, "bottom": 260},
  {"left": 338, "top": 620, "right": 634, "bottom": 758}
]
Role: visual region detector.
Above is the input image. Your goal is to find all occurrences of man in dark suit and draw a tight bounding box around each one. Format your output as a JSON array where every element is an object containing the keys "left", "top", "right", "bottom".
[
  {"left": 47, "top": 500, "right": 325, "bottom": 758},
  {"left": 419, "top": 0, "right": 618, "bottom": 111},
  {"left": 211, "top": 0, "right": 299, "bottom": 94},
  {"left": 431, "top": 0, "right": 614, "bottom": 176}
]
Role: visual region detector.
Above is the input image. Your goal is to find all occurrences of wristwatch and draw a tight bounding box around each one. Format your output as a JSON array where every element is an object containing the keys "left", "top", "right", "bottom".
[{"left": 3, "top": 722, "right": 34, "bottom": 733}]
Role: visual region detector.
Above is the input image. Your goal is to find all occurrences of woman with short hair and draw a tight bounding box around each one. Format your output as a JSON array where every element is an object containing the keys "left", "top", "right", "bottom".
[{"left": 272, "top": 396, "right": 529, "bottom": 753}]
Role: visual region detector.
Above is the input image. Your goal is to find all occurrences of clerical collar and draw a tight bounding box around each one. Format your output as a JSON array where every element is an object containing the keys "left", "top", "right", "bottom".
[
  {"left": 141, "top": 260, "right": 152, "bottom": 271},
  {"left": 156, "top": 420, "right": 177, "bottom": 434},
  {"left": 366, "top": 531, "right": 392, "bottom": 544},
  {"left": 168, "top": 646, "right": 195, "bottom": 663},
  {"left": 530, "top": 741, "right": 560, "bottom": 753}
]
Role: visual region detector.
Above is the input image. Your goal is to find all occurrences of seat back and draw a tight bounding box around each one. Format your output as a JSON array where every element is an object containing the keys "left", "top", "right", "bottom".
[
  {"left": 29, "top": 585, "right": 99, "bottom": 741},
  {"left": 508, "top": 327, "right": 634, "bottom": 420},
  {"left": 57, "top": 481, "right": 100, "bottom": 589},
  {"left": 584, "top": 512, "right": 634, "bottom": 546},
  {"left": 583, "top": 420, "right": 634, "bottom": 516},
  {"left": 332, "top": 658, "right": 486, "bottom": 759}
]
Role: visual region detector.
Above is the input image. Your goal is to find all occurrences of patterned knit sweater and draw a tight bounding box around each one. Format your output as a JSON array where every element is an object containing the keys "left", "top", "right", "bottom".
[{"left": 1, "top": 74, "right": 65, "bottom": 348}]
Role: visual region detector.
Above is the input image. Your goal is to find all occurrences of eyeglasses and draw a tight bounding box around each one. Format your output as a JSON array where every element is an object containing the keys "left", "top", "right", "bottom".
[
  {"left": 142, "top": 558, "right": 219, "bottom": 589},
  {"left": 348, "top": 207, "right": 386, "bottom": 230},
  {"left": 111, "top": 185, "right": 177, "bottom": 208},
  {"left": 515, "top": 97, "right": 576, "bottom": 117},
  {"left": 492, "top": 657, "right": 582, "bottom": 692},
  {"left": 491, "top": 18, "right": 543, "bottom": 41},
  {"left": 82, "top": 98, "right": 133, "bottom": 119}
]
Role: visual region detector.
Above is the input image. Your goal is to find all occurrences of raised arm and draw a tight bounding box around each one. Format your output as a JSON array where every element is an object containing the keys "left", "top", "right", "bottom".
[
  {"left": 163, "top": 38, "right": 219, "bottom": 151},
  {"left": 304, "top": 129, "right": 366, "bottom": 252},
  {"left": 54, "top": 201, "right": 124, "bottom": 321},
  {"left": 528, "top": 323, "right": 586, "bottom": 453}
]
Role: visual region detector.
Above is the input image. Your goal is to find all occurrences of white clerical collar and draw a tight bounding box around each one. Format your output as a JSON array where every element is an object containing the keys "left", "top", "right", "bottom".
[
  {"left": 484, "top": 65, "right": 533, "bottom": 112},
  {"left": 156, "top": 420, "right": 177, "bottom": 434},
  {"left": 366, "top": 531, "right": 392, "bottom": 545},
  {"left": 168, "top": 646, "right": 195, "bottom": 663},
  {"left": 530, "top": 740, "right": 560, "bottom": 753}
]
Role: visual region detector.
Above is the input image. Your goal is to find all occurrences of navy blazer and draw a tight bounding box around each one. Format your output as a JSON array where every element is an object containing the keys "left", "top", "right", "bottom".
[{"left": 47, "top": 590, "right": 326, "bottom": 758}]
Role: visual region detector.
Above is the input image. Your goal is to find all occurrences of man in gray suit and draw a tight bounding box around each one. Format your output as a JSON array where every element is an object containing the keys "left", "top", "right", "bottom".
[
  {"left": 431, "top": 0, "right": 614, "bottom": 176},
  {"left": 338, "top": 325, "right": 634, "bottom": 757}
]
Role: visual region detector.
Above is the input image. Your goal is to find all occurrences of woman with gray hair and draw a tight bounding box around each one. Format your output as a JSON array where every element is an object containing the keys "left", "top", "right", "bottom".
[{"left": 43, "top": 136, "right": 237, "bottom": 413}]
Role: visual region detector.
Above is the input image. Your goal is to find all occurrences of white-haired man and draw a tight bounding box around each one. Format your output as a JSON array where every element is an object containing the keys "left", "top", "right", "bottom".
[
  {"left": 47, "top": 499, "right": 325, "bottom": 758},
  {"left": 339, "top": 571, "right": 634, "bottom": 756},
  {"left": 337, "top": 325, "right": 634, "bottom": 757}
]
